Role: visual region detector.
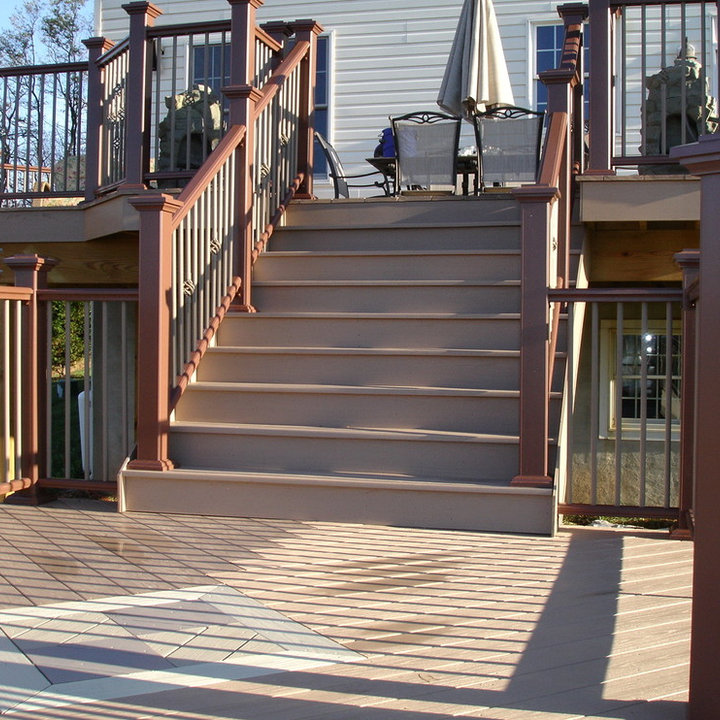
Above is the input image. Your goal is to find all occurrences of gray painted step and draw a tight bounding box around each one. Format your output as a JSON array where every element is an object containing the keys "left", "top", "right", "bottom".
[
  {"left": 253, "top": 250, "right": 522, "bottom": 281},
  {"left": 175, "top": 382, "right": 521, "bottom": 434},
  {"left": 284, "top": 196, "right": 521, "bottom": 227},
  {"left": 251, "top": 280, "right": 520, "bottom": 313},
  {"left": 169, "top": 422, "right": 520, "bottom": 483},
  {"left": 217, "top": 312, "right": 521, "bottom": 349},
  {"left": 269, "top": 224, "right": 521, "bottom": 252},
  {"left": 196, "top": 346, "right": 521, "bottom": 389}
]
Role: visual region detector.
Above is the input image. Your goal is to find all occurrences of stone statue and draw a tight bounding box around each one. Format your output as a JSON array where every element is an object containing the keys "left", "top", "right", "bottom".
[
  {"left": 640, "top": 42, "right": 718, "bottom": 174},
  {"left": 157, "top": 84, "right": 223, "bottom": 186}
]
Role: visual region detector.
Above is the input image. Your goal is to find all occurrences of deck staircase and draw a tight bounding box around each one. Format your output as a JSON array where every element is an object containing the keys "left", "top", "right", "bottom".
[{"left": 120, "top": 196, "right": 561, "bottom": 534}]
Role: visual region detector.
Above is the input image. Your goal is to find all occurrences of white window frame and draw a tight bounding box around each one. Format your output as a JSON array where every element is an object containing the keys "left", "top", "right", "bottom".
[{"left": 599, "top": 319, "right": 681, "bottom": 441}]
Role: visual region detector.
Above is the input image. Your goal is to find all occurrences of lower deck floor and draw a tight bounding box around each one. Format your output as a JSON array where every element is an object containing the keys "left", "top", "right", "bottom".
[{"left": 0, "top": 498, "right": 692, "bottom": 719}]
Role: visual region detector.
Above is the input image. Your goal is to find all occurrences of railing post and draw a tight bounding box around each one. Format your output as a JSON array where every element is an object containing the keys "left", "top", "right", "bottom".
[
  {"left": 511, "top": 186, "right": 558, "bottom": 488},
  {"left": 224, "top": 0, "right": 263, "bottom": 312},
  {"left": 127, "top": 194, "right": 182, "bottom": 471},
  {"left": 4, "top": 255, "right": 57, "bottom": 504},
  {"left": 669, "top": 136, "right": 720, "bottom": 719},
  {"left": 291, "top": 20, "right": 323, "bottom": 199},
  {"left": 587, "top": 0, "right": 615, "bottom": 174},
  {"left": 83, "top": 37, "right": 115, "bottom": 202},
  {"left": 122, "top": 1, "right": 162, "bottom": 190},
  {"left": 672, "top": 249, "right": 699, "bottom": 541}
]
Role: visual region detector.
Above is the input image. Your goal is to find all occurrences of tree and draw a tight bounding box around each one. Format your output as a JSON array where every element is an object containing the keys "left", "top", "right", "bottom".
[{"left": 0, "top": 0, "right": 91, "bottom": 197}]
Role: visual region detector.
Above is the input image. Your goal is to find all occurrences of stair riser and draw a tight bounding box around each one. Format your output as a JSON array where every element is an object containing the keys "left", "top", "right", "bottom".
[
  {"left": 169, "top": 430, "right": 519, "bottom": 482},
  {"left": 284, "top": 197, "right": 521, "bottom": 227},
  {"left": 176, "top": 389, "right": 520, "bottom": 434},
  {"left": 197, "top": 351, "right": 520, "bottom": 389},
  {"left": 269, "top": 226, "right": 521, "bottom": 252},
  {"left": 252, "top": 285, "right": 520, "bottom": 313},
  {"left": 253, "top": 253, "right": 521, "bottom": 281},
  {"left": 120, "top": 471, "right": 554, "bottom": 534},
  {"left": 218, "top": 316, "right": 520, "bottom": 349}
]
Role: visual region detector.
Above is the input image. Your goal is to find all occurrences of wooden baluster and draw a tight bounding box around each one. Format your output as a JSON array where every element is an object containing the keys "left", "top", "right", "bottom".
[
  {"left": 670, "top": 136, "right": 720, "bottom": 719},
  {"left": 127, "top": 195, "right": 182, "bottom": 471},
  {"left": 511, "top": 187, "right": 558, "bottom": 489},
  {"left": 672, "top": 249, "right": 698, "bottom": 541},
  {"left": 587, "top": 0, "right": 615, "bottom": 175},
  {"left": 83, "top": 37, "right": 115, "bottom": 202},
  {"left": 291, "top": 20, "right": 323, "bottom": 199},
  {"left": 122, "top": 1, "right": 163, "bottom": 190},
  {"left": 224, "top": 0, "right": 263, "bottom": 312}
]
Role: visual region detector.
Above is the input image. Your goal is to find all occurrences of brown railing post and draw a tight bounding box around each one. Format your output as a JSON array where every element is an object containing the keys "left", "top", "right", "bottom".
[
  {"left": 672, "top": 249, "right": 698, "bottom": 541},
  {"left": 83, "top": 37, "right": 115, "bottom": 202},
  {"left": 122, "top": 1, "right": 162, "bottom": 189},
  {"left": 4, "top": 255, "right": 57, "bottom": 504},
  {"left": 511, "top": 186, "right": 559, "bottom": 488},
  {"left": 587, "top": 0, "right": 615, "bottom": 174},
  {"left": 670, "top": 135, "right": 720, "bottom": 719},
  {"left": 127, "top": 194, "right": 182, "bottom": 471},
  {"left": 291, "top": 20, "right": 323, "bottom": 199},
  {"left": 224, "top": 0, "right": 263, "bottom": 312}
]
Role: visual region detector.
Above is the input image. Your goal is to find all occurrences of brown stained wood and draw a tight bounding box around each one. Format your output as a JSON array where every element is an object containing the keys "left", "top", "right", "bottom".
[
  {"left": 588, "top": 228, "right": 699, "bottom": 282},
  {"left": 0, "top": 235, "right": 138, "bottom": 286}
]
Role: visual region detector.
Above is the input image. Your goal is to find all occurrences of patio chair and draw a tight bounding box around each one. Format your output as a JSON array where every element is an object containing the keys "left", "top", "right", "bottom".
[
  {"left": 314, "top": 132, "right": 392, "bottom": 198},
  {"left": 390, "top": 111, "right": 461, "bottom": 194},
  {"left": 472, "top": 105, "right": 545, "bottom": 190}
]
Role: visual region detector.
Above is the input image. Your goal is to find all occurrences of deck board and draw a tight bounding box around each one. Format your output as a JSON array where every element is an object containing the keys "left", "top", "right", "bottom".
[{"left": 0, "top": 499, "right": 692, "bottom": 719}]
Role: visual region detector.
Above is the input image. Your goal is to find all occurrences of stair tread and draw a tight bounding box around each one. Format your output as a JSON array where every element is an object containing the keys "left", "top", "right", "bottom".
[
  {"left": 171, "top": 420, "right": 520, "bottom": 443},
  {"left": 123, "top": 466, "right": 551, "bottom": 494},
  {"left": 262, "top": 249, "right": 521, "bottom": 257},
  {"left": 185, "top": 381, "right": 522, "bottom": 397},
  {"left": 206, "top": 346, "right": 520, "bottom": 357},
  {"left": 253, "top": 279, "right": 520, "bottom": 287},
  {"left": 227, "top": 311, "right": 521, "bottom": 319}
]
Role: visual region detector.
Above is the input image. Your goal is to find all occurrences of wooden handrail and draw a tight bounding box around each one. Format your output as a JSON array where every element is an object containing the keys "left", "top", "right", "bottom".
[
  {"left": 0, "top": 61, "right": 87, "bottom": 77},
  {"left": 538, "top": 112, "right": 569, "bottom": 187},
  {"left": 253, "top": 40, "right": 310, "bottom": 117},
  {"left": 0, "top": 287, "right": 33, "bottom": 301}
]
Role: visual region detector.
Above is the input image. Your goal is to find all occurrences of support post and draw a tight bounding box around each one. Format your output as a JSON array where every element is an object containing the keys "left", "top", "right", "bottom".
[
  {"left": 122, "top": 1, "right": 162, "bottom": 190},
  {"left": 4, "top": 255, "right": 57, "bottom": 504},
  {"left": 672, "top": 249, "right": 698, "bottom": 541},
  {"left": 82, "top": 37, "right": 115, "bottom": 202},
  {"left": 224, "top": 0, "right": 263, "bottom": 312},
  {"left": 586, "top": 0, "right": 615, "bottom": 174},
  {"left": 291, "top": 20, "right": 323, "bottom": 199},
  {"left": 670, "top": 135, "right": 720, "bottom": 718},
  {"left": 127, "top": 194, "right": 182, "bottom": 471},
  {"left": 511, "top": 186, "right": 558, "bottom": 488}
]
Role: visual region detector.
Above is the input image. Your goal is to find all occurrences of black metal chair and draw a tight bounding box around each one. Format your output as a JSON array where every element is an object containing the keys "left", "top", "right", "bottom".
[
  {"left": 472, "top": 105, "right": 545, "bottom": 190},
  {"left": 389, "top": 111, "right": 461, "bottom": 194},
  {"left": 314, "top": 132, "right": 392, "bottom": 198}
]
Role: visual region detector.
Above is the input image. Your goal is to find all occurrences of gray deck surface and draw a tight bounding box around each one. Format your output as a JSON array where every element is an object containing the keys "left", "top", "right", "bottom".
[{"left": 0, "top": 498, "right": 692, "bottom": 719}]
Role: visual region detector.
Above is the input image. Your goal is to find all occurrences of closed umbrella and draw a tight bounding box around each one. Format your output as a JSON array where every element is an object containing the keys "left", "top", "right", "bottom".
[{"left": 437, "top": 0, "right": 514, "bottom": 118}]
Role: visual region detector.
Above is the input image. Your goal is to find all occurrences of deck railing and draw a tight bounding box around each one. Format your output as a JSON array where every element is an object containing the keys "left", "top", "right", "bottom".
[
  {"left": 0, "top": 61, "right": 87, "bottom": 206},
  {"left": 512, "top": 4, "right": 588, "bottom": 488},
  {"left": 588, "top": 0, "right": 719, "bottom": 174},
  {"left": 553, "top": 289, "right": 684, "bottom": 520},
  {"left": 0, "top": 257, "right": 135, "bottom": 501},
  {"left": 127, "top": 4, "right": 320, "bottom": 473}
]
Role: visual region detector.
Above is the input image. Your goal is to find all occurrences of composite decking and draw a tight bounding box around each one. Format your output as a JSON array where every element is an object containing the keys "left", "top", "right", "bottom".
[{"left": 0, "top": 498, "right": 692, "bottom": 719}]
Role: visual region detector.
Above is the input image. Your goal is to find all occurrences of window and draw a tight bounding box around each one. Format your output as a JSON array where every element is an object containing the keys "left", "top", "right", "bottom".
[
  {"left": 192, "top": 42, "right": 230, "bottom": 97},
  {"left": 600, "top": 321, "right": 681, "bottom": 439},
  {"left": 313, "top": 35, "right": 330, "bottom": 175},
  {"left": 534, "top": 24, "right": 589, "bottom": 113}
]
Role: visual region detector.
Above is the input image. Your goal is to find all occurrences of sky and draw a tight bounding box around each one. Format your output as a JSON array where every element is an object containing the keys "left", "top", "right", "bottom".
[{"left": 0, "top": 0, "right": 13, "bottom": 29}]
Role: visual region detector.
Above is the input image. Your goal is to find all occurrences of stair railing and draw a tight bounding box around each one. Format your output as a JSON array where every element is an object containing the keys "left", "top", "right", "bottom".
[
  {"left": 513, "top": 4, "right": 587, "bottom": 488},
  {"left": 128, "top": 2, "right": 320, "bottom": 473}
]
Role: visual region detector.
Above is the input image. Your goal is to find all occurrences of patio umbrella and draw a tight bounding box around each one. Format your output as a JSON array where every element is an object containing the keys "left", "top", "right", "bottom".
[{"left": 437, "top": 0, "right": 514, "bottom": 118}]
